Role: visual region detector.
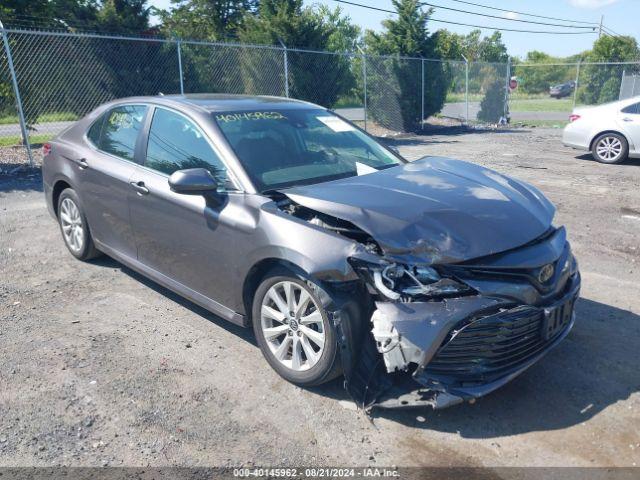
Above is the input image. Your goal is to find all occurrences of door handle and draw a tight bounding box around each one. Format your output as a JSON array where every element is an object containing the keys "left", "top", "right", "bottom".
[
  {"left": 129, "top": 181, "right": 149, "bottom": 195},
  {"left": 74, "top": 157, "right": 89, "bottom": 169},
  {"left": 622, "top": 117, "right": 634, "bottom": 122}
]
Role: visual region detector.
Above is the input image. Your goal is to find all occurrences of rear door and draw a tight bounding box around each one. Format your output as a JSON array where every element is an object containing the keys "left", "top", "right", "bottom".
[
  {"left": 618, "top": 101, "right": 640, "bottom": 152},
  {"left": 80, "top": 104, "right": 148, "bottom": 259},
  {"left": 128, "top": 105, "right": 244, "bottom": 311}
]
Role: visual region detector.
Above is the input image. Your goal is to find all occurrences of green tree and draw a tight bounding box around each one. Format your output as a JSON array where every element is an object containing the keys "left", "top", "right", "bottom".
[
  {"left": 238, "top": 1, "right": 359, "bottom": 107},
  {"left": 513, "top": 51, "right": 575, "bottom": 95},
  {"left": 2, "top": 0, "right": 176, "bottom": 131},
  {"left": 432, "top": 29, "right": 508, "bottom": 62},
  {"left": 364, "top": 0, "right": 446, "bottom": 132},
  {"left": 475, "top": 31, "right": 508, "bottom": 63},
  {"left": 432, "top": 29, "right": 509, "bottom": 102},
  {"left": 577, "top": 35, "right": 640, "bottom": 104},
  {"left": 432, "top": 29, "right": 463, "bottom": 60},
  {"left": 477, "top": 78, "right": 506, "bottom": 123},
  {"left": 96, "top": 0, "right": 150, "bottom": 34},
  {"left": 158, "top": 0, "right": 258, "bottom": 41}
]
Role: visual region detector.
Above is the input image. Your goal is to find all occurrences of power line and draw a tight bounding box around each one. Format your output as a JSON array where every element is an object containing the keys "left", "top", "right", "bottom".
[
  {"left": 601, "top": 25, "right": 624, "bottom": 37},
  {"left": 331, "top": 0, "right": 598, "bottom": 35},
  {"left": 443, "top": 0, "right": 599, "bottom": 26},
  {"left": 424, "top": 2, "right": 596, "bottom": 30}
]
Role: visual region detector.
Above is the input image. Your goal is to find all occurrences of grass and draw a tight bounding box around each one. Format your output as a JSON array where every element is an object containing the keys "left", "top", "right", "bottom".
[
  {"left": 0, "top": 133, "right": 54, "bottom": 147},
  {"left": 509, "top": 97, "right": 573, "bottom": 112},
  {"left": 510, "top": 119, "right": 569, "bottom": 129},
  {"left": 334, "top": 96, "right": 363, "bottom": 109},
  {"left": 0, "top": 111, "right": 79, "bottom": 125},
  {"left": 445, "top": 93, "right": 483, "bottom": 103}
]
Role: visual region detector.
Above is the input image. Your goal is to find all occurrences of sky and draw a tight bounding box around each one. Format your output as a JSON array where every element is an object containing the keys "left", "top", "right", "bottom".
[{"left": 148, "top": 0, "right": 640, "bottom": 59}]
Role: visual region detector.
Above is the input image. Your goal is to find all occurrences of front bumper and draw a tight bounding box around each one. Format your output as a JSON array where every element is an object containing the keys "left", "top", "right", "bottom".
[{"left": 362, "top": 270, "right": 581, "bottom": 409}]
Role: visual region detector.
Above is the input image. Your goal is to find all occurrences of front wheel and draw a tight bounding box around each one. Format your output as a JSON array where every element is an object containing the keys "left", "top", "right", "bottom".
[
  {"left": 252, "top": 272, "right": 341, "bottom": 387},
  {"left": 591, "top": 133, "right": 628, "bottom": 164}
]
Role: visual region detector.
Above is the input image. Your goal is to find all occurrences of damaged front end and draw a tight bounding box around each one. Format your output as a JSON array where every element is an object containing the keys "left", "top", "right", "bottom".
[
  {"left": 271, "top": 156, "right": 581, "bottom": 410},
  {"left": 344, "top": 227, "right": 581, "bottom": 410}
]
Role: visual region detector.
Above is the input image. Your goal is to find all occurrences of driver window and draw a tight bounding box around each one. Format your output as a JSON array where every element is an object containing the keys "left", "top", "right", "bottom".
[{"left": 145, "top": 108, "right": 229, "bottom": 184}]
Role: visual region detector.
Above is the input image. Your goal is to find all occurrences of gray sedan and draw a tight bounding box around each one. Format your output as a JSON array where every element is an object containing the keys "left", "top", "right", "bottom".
[{"left": 43, "top": 94, "right": 580, "bottom": 409}]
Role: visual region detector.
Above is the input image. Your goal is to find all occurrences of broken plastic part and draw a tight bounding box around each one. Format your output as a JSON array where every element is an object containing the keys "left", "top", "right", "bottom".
[{"left": 371, "top": 307, "right": 424, "bottom": 372}]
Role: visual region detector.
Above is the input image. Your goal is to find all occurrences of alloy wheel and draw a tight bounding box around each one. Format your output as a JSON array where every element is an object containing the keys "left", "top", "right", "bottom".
[
  {"left": 260, "top": 281, "right": 326, "bottom": 372},
  {"left": 596, "top": 136, "right": 623, "bottom": 162},
  {"left": 60, "top": 198, "right": 84, "bottom": 253}
]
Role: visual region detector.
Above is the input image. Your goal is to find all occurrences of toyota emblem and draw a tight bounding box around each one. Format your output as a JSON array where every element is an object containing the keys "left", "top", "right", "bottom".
[{"left": 538, "top": 264, "right": 555, "bottom": 283}]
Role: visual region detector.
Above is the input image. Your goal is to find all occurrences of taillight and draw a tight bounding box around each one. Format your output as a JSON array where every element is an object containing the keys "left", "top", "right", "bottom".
[
  {"left": 42, "top": 143, "right": 51, "bottom": 156},
  {"left": 569, "top": 114, "right": 581, "bottom": 123}
]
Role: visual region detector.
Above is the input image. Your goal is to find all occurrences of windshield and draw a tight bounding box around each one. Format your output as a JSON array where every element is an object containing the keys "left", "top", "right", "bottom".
[{"left": 213, "top": 109, "right": 403, "bottom": 191}]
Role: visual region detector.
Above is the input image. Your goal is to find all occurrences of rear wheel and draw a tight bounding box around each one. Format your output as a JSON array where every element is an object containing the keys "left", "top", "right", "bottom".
[
  {"left": 591, "top": 133, "right": 628, "bottom": 164},
  {"left": 57, "top": 188, "right": 101, "bottom": 261},
  {"left": 252, "top": 272, "right": 341, "bottom": 387}
]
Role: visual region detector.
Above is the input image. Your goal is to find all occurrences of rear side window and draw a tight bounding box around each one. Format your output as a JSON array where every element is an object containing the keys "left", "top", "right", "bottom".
[
  {"left": 622, "top": 103, "right": 640, "bottom": 114},
  {"left": 99, "top": 105, "right": 147, "bottom": 162},
  {"left": 86, "top": 115, "right": 104, "bottom": 146},
  {"left": 145, "top": 107, "right": 228, "bottom": 183}
]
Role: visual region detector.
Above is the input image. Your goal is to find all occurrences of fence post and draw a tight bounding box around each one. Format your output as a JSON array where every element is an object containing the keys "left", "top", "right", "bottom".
[
  {"left": 573, "top": 60, "right": 581, "bottom": 108},
  {"left": 421, "top": 58, "right": 425, "bottom": 131},
  {"left": 176, "top": 38, "right": 184, "bottom": 95},
  {"left": 504, "top": 58, "right": 511, "bottom": 122},
  {"left": 462, "top": 55, "right": 469, "bottom": 124},
  {"left": 176, "top": 39, "right": 184, "bottom": 95},
  {"left": 278, "top": 39, "right": 289, "bottom": 98},
  {"left": 357, "top": 46, "right": 367, "bottom": 132},
  {"left": 1, "top": 22, "right": 33, "bottom": 166}
]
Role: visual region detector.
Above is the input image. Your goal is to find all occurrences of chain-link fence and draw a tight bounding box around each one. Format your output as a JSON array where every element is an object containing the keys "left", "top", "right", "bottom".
[
  {"left": 619, "top": 71, "right": 640, "bottom": 100},
  {"left": 508, "top": 61, "right": 640, "bottom": 126},
  {"left": 1, "top": 26, "right": 639, "bottom": 166}
]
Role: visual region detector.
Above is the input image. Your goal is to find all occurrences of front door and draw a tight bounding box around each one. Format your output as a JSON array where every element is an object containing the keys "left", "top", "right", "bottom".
[{"left": 128, "top": 106, "right": 244, "bottom": 312}]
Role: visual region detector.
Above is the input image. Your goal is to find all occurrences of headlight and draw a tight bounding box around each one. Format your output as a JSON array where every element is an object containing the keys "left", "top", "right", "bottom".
[
  {"left": 562, "top": 251, "right": 578, "bottom": 276},
  {"left": 350, "top": 260, "right": 473, "bottom": 301}
]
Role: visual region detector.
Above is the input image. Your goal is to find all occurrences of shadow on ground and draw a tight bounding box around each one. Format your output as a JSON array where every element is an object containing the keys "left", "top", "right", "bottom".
[
  {"left": 89, "top": 255, "right": 256, "bottom": 345},
  {"left": 85, "top": 254, "right": 640, "bottom": 438},
  {"left": 0, "top": 165, "right": 42, "bottom": 193},
  {"left": 575, "top": 153, "right": 640, "bottom": 167},
  {"left": 367, "top": 297, "right": 639, "bottom": 437}
]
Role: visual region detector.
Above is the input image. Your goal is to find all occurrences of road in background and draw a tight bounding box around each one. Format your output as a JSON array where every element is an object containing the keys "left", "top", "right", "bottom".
[{"left": 336, "top": 105, "right": 569, "bottom": 123}]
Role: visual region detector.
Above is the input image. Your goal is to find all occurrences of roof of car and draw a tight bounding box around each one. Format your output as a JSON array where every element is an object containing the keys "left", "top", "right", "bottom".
[{"left": 112, "top": 94, "right": 323, "bottom": 113}]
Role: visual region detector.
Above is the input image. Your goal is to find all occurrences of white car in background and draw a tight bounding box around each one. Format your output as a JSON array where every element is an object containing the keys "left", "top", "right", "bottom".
[{"left": 563, "top": 96, "right": 640, "bottom": 164}]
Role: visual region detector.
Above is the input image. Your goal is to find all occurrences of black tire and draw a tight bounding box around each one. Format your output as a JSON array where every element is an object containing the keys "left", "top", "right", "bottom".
[
  {"left": 57, "top": 188, "right": 101, "bottom": 261},
  {"left": 252, "top": 269, "right": 342, "bottom": 387},
  {"left": 591, "top": 132, "right": 629, "bottom": 164}
]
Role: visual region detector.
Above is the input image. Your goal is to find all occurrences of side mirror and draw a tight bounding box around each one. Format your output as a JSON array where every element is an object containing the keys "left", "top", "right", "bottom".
[{"left": 168, "top": 168, "right": 218, "bottom": 195}]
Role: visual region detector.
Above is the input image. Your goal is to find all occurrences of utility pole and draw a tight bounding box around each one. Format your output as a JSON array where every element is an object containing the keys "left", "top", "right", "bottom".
[{"left": 598, "top": 15, "right": 604, "bottom": 38}]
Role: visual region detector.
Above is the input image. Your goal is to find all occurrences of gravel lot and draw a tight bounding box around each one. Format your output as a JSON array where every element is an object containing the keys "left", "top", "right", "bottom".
[{"left": 1, "top": 127, "right": 639, "bottom": 468}]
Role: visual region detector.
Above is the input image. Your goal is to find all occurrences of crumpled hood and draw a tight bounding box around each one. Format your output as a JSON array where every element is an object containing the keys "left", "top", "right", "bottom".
[{"left": 283, "top": 156, "right": 555, "bottom": 264}]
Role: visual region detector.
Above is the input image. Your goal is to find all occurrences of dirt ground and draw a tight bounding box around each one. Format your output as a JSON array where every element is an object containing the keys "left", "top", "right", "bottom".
[{"left": 0, "top": 127, "right": 639, "bottom": 468}]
